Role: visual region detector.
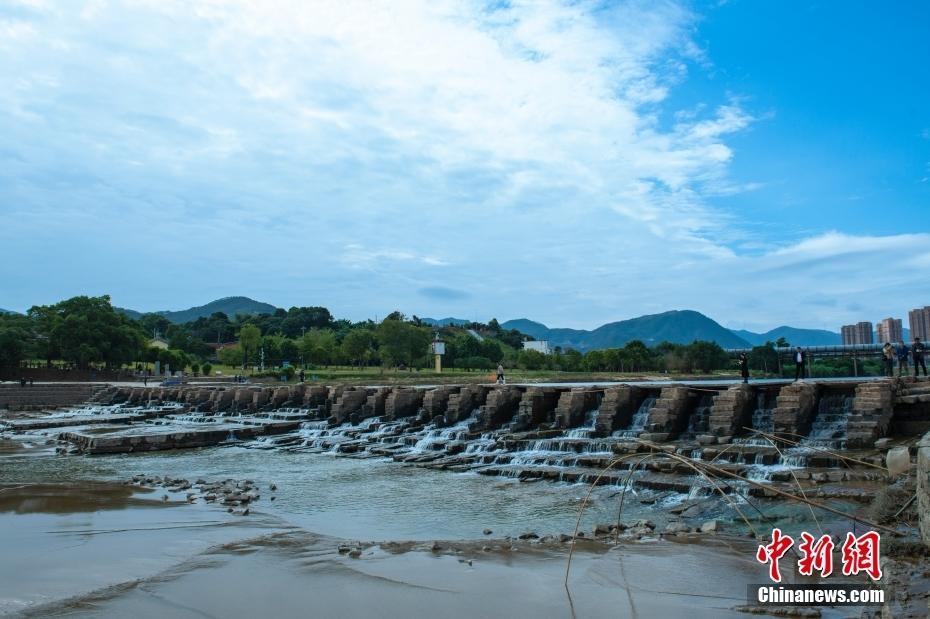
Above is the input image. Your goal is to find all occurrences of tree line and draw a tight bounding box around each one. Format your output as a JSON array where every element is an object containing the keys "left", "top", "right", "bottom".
[{"left": 0, "top": 294, "right": 767, "bottom": 376}]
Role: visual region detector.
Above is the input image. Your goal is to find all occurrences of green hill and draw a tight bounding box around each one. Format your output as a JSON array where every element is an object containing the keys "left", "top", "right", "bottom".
[
  {"left": 117, "top": 296, "right": 279, "bottom": 324},
  {"left": 730, "top": 326, "right": 841, "bottom": 347},
  {"left": 502, "top": 310, "right": 751, "bottom": 351}
]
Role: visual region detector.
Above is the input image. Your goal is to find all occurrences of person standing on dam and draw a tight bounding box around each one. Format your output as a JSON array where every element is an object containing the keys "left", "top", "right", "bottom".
[
  {"left": 738, "top": 353, "right": 749, "bottom": 383},
  {"left": 496, "top": 364, "right": 505, "bottom": 384},
  {"left": 793, "top": 347, "right": 805, "bottom": 381},
  {"left": 882, "top": 342, "right": 895, "bottom": 377},
  {"left": 913, "top": 337, "right": 927, "bottom": 377},
  {"left": 896, "top": 341, "right": 910, "bottom": 376}
]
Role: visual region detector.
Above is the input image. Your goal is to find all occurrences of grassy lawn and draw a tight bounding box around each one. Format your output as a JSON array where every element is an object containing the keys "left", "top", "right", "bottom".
[{"left": 198, "top": 364, "right": 742, "bottom": 385}]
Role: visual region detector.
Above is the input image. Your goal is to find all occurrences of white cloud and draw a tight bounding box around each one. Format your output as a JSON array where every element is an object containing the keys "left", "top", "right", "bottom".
[{"left": 3, "top": 1, "right": 924, "bottom": 332}]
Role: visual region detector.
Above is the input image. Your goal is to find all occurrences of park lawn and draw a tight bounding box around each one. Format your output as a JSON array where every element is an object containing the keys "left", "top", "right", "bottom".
[{"left": 198, "top": 364, "right": 741, "bottom": 386}]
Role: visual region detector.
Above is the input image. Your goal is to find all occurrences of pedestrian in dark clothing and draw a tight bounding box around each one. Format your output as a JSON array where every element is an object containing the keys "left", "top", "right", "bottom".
[
  {"left": 738, "top": 353, "right": 749, "bottom": 383},
  {"left": 299, "top": 369, "right": 306, "bottom": 383},
  {"left": 20, "top": 377, "right": 26, "bottom": 387},
  {"left": 882, "top": 342, "right": 895, "bottom": 377},
  {"left": 896, "top": 342, "right": 910, "bottom": 377},
  {"left": 793, "top": 347, "right": 805, "bottom": 381},
  {"left": 914, "top": 337, "right": 928, "bottom": 377}
]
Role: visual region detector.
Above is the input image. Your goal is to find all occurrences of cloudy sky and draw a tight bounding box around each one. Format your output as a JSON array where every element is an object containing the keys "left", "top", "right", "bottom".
[{"left": 1, "top": 0, "right": 928, "bottom": 332}]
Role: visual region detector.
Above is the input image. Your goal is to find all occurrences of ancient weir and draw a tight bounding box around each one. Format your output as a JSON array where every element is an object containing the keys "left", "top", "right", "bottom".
[{"left": 4, "top": 378, "right": 929, "bottom": 505}]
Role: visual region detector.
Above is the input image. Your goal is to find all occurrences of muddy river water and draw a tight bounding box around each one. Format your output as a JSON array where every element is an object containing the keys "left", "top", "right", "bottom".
[{"left": 0, "top": 435, "right": 866, "bottom": 618}]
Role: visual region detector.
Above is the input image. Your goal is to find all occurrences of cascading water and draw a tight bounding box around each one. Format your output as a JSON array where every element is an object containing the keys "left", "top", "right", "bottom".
[
  {"left": 565, "top": 410, "right": 599, "bottom": 438},
  {"left": 685, "top": 395, "right": 713, "bottom": 436},
  {"left": 750, "top": 392, "right": 775, "bottom": 436},
  {"left": 614, "top": 396, "right": 656, "bottom": 438},
  {"left": 778, "top": 393, "right": 853, "bottom": 469},
  {"left": 411, "top": 412, "right": 478, "bottom": 452}
]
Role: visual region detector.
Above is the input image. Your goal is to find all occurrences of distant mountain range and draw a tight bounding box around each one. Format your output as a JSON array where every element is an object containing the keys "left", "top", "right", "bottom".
[
  {"left": 0, "top": 308, "right": 20, "bottom": 315},
  {"left": 117, "top": 296, "right": 279, "bottom": 324},
  {"left": 731, "top": 326, "right": 840, "bottom": 347},
  {"left": 502, "top": 310, "right": 751, "bottom": 351},
  {"left": 106, "top": 296, "right": 885, "bottom": 349}
]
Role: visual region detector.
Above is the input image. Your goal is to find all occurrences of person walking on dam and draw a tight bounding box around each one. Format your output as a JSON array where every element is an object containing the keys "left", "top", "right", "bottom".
[
  {"left": 913, "top": 337, "right": 927, "bottom": 377},
  {"left": 896, "top": 341, "right": 910, "bottom": 376},
  {"left": 793, "top": 347, "right": 805, "bottom": 381},
  {"left": 882, "top": 342, "right": 895, "bottom": 377},
  {"left": 496, "top": 364, "right": 505, "bottom": 384},
  {"left": 738, "top": 353, "right": 749, "bottom": 383}
]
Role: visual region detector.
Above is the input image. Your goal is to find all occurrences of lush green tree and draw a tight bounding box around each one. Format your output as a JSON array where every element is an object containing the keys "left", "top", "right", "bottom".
[
  {"left": 32, "top": 296, "right": 146, "bottom": 369},
  {"left": 748, "top": 342, "right": 779, "bottom": 373},
  {"left": 238, "top": 324, "right": 261, "bottom": 368},
  {"left": 685, "top": 340, "right": 729, "bottom": 373},
  {"left": 138, "top": 313, "right": 172, "bottom": 339},
  {"left": 560, "top": 348, "right": 584, "bottom": 372},
  {"left": 654, "top": 341, "right": 687, "bottom": 372},
  {"left": 299, "top": 329, "right": 338, "bottom": 366},
  {"left": 279, "top": 338, "right": 299, "bottom": 365},
  {"left": 341, "top": 329, "right": 374, "bottom": 367},
  {"left": 279, "top": 306, "right": 335, "bottom": 338},
  {"left": 218, "top": 344, "right": 242, "bottom": 367},
  {"left": 25, "top": 304, "right": 61, "bottom": 367},
  {"left": 157, "top": 348, "right": 190, "bottom": 373},
  {"left": 376, "top": 319, "right": 430, "bottom": 367},
  {"left": 518, "top": 349, "right": 547, "bottom": 370},
  {"left": 201, "top": 363, "right": 213, "bottom": 377},
  {"left": 623, "top": 340, "right": 652, "bottom": 372},
  {"left": 0, "top": 316, "right": 30, "bottom": 372}
]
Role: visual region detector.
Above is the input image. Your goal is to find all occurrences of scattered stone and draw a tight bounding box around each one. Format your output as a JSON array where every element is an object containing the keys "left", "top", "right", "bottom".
[
  {"left": 270, "top": 483, "right": 277, "bottom": 491},
  {"left": 161, "top": 494, "right": 168, "bottom": 502},
  {"left": 630, "top": 519, "right": 655, "bottom": 530},
  {"left": 700, "top": 520, "right": 720, "bottom": 533},
  {"left": 348, "top": 549, "right": 362, "bottom": 559},
  {"left": 518, "top": 532, "right": 539, "bottom": 540},
  {"left": 664, "top": 522, "right": 690, "bottom": 534},
  {"left": 431, "top": 541, "right": 442, "bottom": 552},
  {"left": 241, "top": 508, "right": 250, "bottom": 516},
  {"left": 483, "top": 528, "right": 493, "bottom": 535}
]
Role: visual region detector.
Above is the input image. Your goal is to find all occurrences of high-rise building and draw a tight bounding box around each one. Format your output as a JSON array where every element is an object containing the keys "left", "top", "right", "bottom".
[
  {"left": 909, "top": 306, "right": 930, "bottom": 341},
  {"left": 876, "top": 318, "right": 903, "bottom": 344},
  {"left": 841, "top": 321, "right": 874, "bottom": 345}
]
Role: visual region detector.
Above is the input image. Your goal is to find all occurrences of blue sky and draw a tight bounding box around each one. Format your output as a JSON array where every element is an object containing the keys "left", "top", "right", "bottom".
[{"left": 0, "top": 0, "right": 928, "bottom": 332}]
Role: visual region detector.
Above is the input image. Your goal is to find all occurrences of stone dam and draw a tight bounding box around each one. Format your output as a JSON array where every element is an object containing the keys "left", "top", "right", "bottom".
[{"left": 3, "top": 378, "right": 930, "bottom": 507}]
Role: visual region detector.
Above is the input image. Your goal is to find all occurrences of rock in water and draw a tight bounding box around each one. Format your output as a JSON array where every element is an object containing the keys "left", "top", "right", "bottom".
[
  {"left": 664, "top": 522, "right": 690, "bottom": 534},
  {"left": 482, "top": 528, "right": 493, "bottom": 535},
  {"left": 886, "top": 447, "right": 910, "bottom": 476},
  {"left": 700, "top": 520, "right": 720, "bottom": 533}
]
